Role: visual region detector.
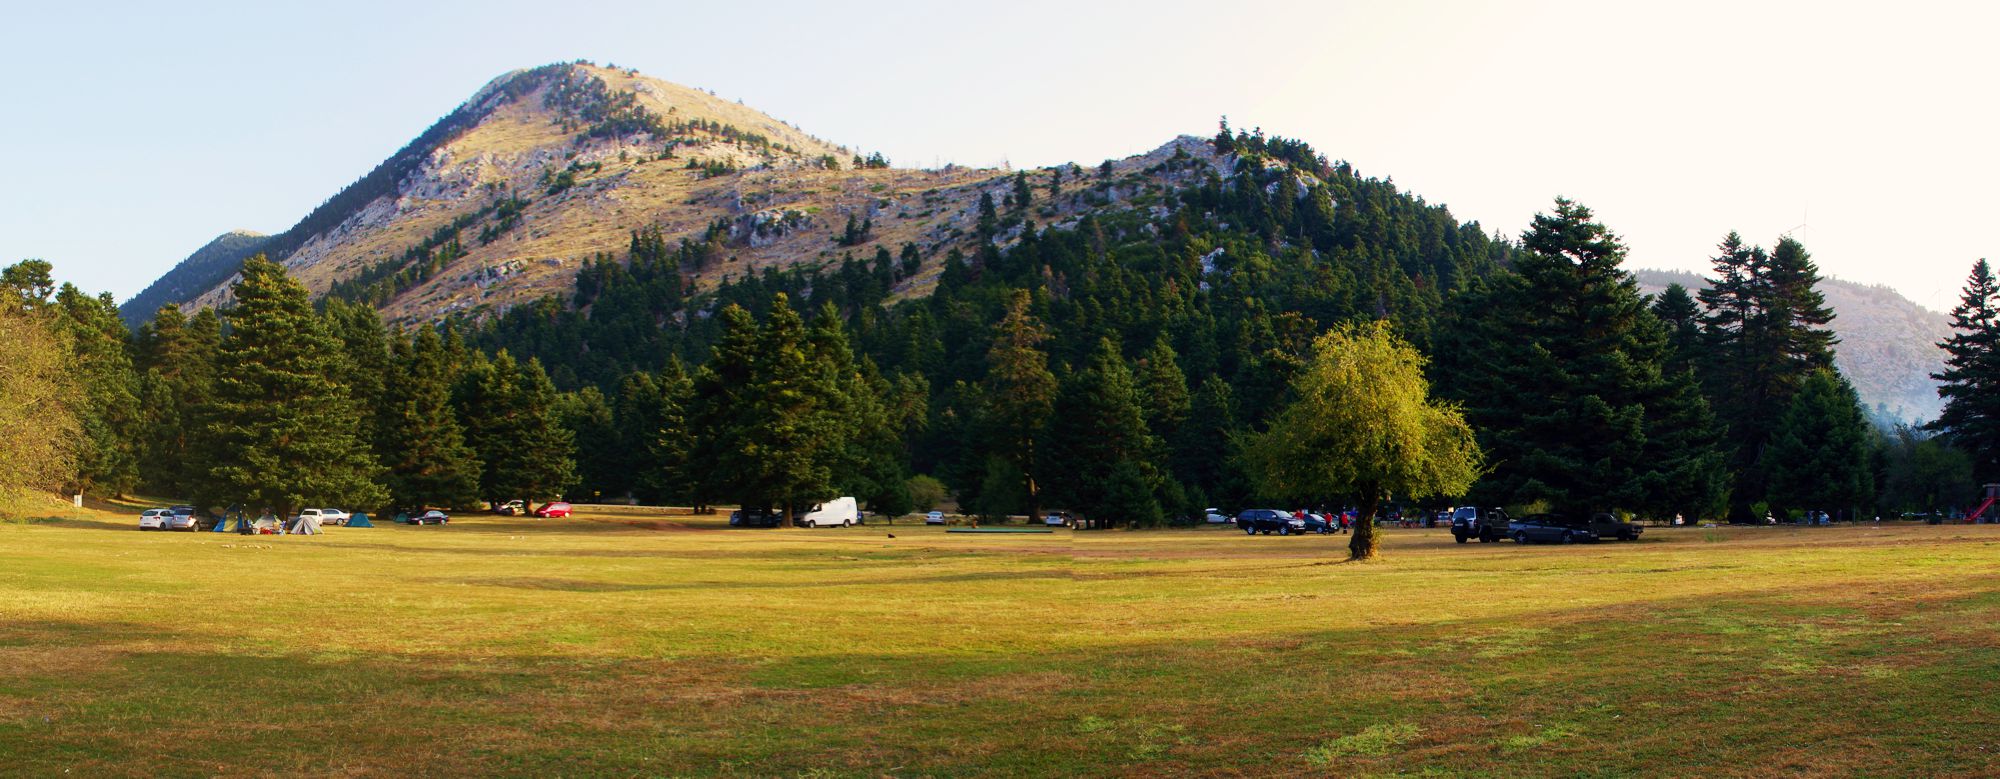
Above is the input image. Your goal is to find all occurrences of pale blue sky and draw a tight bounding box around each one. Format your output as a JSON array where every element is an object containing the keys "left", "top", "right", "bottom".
[{"left": 3, "top": 0, "right": 1995, "bottom": 312}]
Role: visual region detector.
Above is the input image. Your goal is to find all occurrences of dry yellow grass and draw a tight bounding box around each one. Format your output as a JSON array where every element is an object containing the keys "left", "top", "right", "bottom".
[{"left": 2, "top": 501, "right": 1998, "bottom": 776}]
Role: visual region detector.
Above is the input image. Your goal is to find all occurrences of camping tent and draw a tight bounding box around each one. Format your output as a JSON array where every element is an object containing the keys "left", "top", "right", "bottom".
[
  {"left": 346, "top": 512, "right": 375, "bottom": 528},
  {"left": 286, "top": 514, "right": 322, "bottom": 535}
]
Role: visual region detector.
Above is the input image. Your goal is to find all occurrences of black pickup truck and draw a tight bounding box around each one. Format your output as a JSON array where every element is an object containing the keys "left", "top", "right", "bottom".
[{"left": 1450, "top": 506, "right": 1511, "bottom": 543}]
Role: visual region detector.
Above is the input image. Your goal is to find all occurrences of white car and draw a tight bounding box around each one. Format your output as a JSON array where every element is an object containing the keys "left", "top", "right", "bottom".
[
  {"left": 924, "top": 511, "right": 947, "bottom": 525},
  {"left": 799, "top": 497, "right": 860, "bottom": 528},
  {"left": 298, "top": 508, "right": 351, "bottom": 526},
  {"left": 1204, "top": 508, "right": 1231, "bottom": 524},
  {"left": 1044, "top": 513, "right": 1071, "bottom": 527},
  {"left": 139, "top": 508, "right": 170, "bottom": 530}
]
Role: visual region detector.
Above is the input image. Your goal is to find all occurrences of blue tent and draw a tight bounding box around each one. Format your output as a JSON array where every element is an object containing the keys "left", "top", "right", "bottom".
[{"left": 346, "top": 512, "right": 375, "bottom": 528}]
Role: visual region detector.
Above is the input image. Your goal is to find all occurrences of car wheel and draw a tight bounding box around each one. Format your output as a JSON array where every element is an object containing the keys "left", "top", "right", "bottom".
[
  {"left": 1561, "top": 531, "right": 1575, "bottom": 544},
  {"left": 1319, "top": 527, "right": 1330, "bottom": 535},
  {"left": 1514, "top": 531, "right": 1528, "bottom": 544},
  {"left": 1455, "top": 534, "right": 1468, "bottom": 544},
  {"left": 844, "top": 519, "right": 853, "bottom": 528},
  {"left": 1278, "top": 525, "right": 1290, "bottom": 536},
  {"left": 1621, "top": 530, "right": 1634, "bottom": 541},
  {"left": 1243, "top": 525, "right": 1256, "bottom": 535}
]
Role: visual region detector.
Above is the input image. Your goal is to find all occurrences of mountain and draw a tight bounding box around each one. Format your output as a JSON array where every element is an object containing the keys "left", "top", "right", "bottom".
[
  {"left": 128, "top": 61, "right": 1201, "bottom": 327},
  {"left": 1632, "top": 268, "right": 1949, "bottom": 425},
  {"left": 128, "top": 62, "right": 1947, "bottom": 426},
  {"left": 121, "top": 230, "right": 268, "bottom": 325}
]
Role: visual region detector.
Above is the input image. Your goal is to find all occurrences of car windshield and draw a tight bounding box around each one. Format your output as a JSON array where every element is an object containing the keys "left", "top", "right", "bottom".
[{"left": 1453, "top": 508, "right": 1476, "bottom": 521}]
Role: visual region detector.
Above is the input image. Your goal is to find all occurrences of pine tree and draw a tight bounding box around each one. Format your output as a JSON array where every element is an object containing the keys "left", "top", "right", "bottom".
[
  {"left": 1135, "top": 335, "right": 1191, "bottom": 443},
  {"left": 1012, "top": 171, "right": 1033, "bottom": 211},
  {"left": 323, "top": 299, "right": 394, "bottom": 472},
  {"left": 1695, "top": 233, "right": 1839, "bottom": 517},
  {"left": 1443, "top": 199, "right": 1712, "bottom": 518},
  {"left": 1652, "top": 283, "right": 1702, "bottom": 379},
  {"left": 981, "top": 290, "right": 1056, "bottom": 519},
  {"left": 134, "top": 304, "right": 221, "bottom": 496},
  {"left": 1179, "top": 375, "right": 1247, "bottom": 509},
  {"left": 1929, "top": 259, "right": 2000, "bottom": 480},
  {"left": 616, "top": 360, "right": 697, "bottom": 505},
  {"left": 506, "top": 358, "right": 578, "bottom": 510},
  {"left": 197, "top": 256, "right": 386, "bottom": 517},
  {"left": 1763, "top": 369, "right": 1875, "bottom": 518},
  {"left": 976, "top": 192, "right": 999, "bottom": 237},
  {"left": 379, "top": 327, "right": 481, "bottom": 510},
  {"left": 557, "top": 386, "right": 619, "bottom": 500},
  {"left": 1042, "top": 339, "right": 1160, "bottom": 528},
  {"left": 689, "top": 295, "right": 854, "bottom": 525}
]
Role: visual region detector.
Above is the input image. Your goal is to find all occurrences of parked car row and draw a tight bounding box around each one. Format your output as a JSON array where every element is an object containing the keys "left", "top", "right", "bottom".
[
  {"left": 493, "top": 500, "right": 572, "bottom": 517},
  {"left": 138, "top": 506, "right": 200, "bottom": 531},
  {"left": 729, "top": 498, "right": 863, "bottom": 528},
  {"left": 1451, "top": 506, "right": 1644, "bottom": 544},
  {"left": 1236, "top": 508, "right": 1335, "bottom": 535}
]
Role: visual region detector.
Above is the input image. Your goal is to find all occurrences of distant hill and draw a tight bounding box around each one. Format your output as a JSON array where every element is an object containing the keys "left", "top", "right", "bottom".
[
  {"left": 119, "top": 230, "right": 268, "bottom": 326},
  {"left": 1632, "top": 269, "right": 1949, "bottom": 425}
]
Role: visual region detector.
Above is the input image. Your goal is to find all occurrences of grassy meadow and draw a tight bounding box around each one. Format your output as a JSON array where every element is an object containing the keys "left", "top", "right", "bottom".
[{"left": 2, "top": 500, "right": 1998, "bottom": 777}]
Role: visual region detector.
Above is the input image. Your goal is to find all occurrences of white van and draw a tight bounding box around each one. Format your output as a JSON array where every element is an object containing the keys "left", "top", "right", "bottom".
[{"left": 798, "top": 497, "right": 860, "bottom": 528}]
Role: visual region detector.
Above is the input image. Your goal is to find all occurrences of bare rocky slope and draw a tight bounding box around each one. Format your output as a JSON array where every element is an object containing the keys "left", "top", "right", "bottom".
[
  {"left": 125, "top": 62, "right": 1219, "bottom": 328},
  {"left": 1632, "top": 268, "right": 1949, "bottom": 424}
]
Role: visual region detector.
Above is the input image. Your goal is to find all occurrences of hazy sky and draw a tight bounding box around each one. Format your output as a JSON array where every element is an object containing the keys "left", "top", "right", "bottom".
[{"left": 2, "top": 0, "right": 1994, "bottom": 312}]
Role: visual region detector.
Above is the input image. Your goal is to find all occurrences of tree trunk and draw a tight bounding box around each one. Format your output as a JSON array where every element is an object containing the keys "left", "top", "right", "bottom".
[
  {"left": 782, "top": 499, "right": 795, "bottom": 529},
  {"left": 1348, "top": 484, "right": 1381, "bottom": 560}
]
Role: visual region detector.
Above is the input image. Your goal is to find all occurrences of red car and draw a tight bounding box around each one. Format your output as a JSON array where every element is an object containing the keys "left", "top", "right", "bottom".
[{"left": 533, "top": 502, "right": 572, "bottom": 518}]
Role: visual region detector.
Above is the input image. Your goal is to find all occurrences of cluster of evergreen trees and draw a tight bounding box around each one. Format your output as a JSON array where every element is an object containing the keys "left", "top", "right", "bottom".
[{"left": 9, "top": 122, "right": 1991, "bottom": 525}]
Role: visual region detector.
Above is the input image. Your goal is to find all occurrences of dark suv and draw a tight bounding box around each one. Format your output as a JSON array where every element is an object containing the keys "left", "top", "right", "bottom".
[
  {"left": 1450, "top": 506, "right": 1510, "bottom": 543},
  {"left": 1509, "top": 514, "right": 1598, "bottom": 544}
]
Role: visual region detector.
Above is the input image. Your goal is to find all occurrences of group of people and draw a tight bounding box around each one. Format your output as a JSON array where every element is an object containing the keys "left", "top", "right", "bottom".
[{"left": 1291, "top": 508, "right": 1355, "bottom": 534}]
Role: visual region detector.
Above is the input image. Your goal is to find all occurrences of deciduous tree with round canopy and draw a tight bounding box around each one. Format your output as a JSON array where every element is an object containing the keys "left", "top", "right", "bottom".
[{"left": 1239, "top": 321, "right": 1482, "bottom": 560}]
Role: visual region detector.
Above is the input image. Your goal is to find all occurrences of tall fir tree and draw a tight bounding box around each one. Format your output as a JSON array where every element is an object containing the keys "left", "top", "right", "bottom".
[
  {"left": 1929, "top": 259, "right": 2000, "bottom": 481},
  {"left": 1441, "top": 199, "right": 1720, "bottom": 517},
  {"left": 196, "top": 256, "right": 385, "bottom": 516},
  {"left": 1042, "top": 338, "right": 1161, "bottom": 527},
  {"left": 462, "top": 352, "right": 576, "bottom": 510},
  {"left": 379, "top": 327, "right": 482, "bottom": 510},
  {"left": 688, "top": 305, "right": 764, "bottom": 513},
  {"left": 980, "top": 290, "right": 1057, "bottom": 519},
  {"left": 556, "top": 386, "right": 620, "bottom": 500},
  {"left": 1697, "top": 232, "right": 1840, "bottom": 518},
  {"left": 134, "top": 304, "right": 221, "bottom": 497},
  {"left": 1762, "top": 369, "right": 1875, "bottom": 518}
]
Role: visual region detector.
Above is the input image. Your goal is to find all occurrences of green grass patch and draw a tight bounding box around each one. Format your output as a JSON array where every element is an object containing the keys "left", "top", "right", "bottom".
[{"left": 1305, "top": 722, "right": 1422, "bottom": 763}]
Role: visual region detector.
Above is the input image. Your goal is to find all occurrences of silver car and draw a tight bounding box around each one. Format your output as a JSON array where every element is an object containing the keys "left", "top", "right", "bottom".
[
  {"left": 163, "top": 506, "right": 201, "bottom": 531},
  {"left": 139, "top": 508, "right": 171, "bottom": 530}
]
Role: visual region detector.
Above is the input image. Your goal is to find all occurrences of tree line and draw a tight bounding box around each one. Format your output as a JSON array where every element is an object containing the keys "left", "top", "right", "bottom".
[{"left": 2, "top": 124, "right": 1988, "bottom": 528}]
